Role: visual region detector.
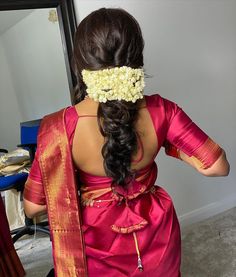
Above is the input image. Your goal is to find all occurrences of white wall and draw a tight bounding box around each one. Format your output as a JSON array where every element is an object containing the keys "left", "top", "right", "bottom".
[
  {"left": 74, "top": 0, "right": 236, "bottom": 227},
  {"left": 1, "top": 8, "right": 71, "bottom": 122},
  {"left": 0, "top": 38, "right": 23, "bottom": 150}
]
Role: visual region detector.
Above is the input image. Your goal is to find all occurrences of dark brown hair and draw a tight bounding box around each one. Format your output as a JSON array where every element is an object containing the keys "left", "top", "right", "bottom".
[{"left": 73, "top": 8, "right": 144, "bottom": 186}]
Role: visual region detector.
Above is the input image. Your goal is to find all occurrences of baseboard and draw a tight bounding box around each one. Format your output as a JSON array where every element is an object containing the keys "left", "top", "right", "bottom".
[{"left": 179, "top": 193, "right": 236, "bottom": 230}]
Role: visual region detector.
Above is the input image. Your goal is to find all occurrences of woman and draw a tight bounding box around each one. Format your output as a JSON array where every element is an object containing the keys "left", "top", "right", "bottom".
[
  {"left": 0, "top": 196, "right": 25, "bottom": 276},
  {"left": 23, "top": 8, "right": 229, "bottom": 277}
]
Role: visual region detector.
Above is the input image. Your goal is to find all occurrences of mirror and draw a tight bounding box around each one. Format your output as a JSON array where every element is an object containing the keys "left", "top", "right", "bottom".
[{"left": 0, "top": 0, "right": 76, "bottom": 150}]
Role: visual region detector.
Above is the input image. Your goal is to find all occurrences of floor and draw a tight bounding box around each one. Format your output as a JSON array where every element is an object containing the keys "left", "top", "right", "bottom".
[
  {"left": 16, "top": 233, "right": 53, "bottom": 276},
  {"left": 15, "top": 206, "right": 236, "bottom": 277},
  {"left": 181, "top": 207, "right": 236, "bottom": 277}
]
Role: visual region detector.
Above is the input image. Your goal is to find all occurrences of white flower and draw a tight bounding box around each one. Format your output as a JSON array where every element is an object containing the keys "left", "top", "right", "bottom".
[{"left": 82, "top": 66, "right": 145, "bottom": 103}]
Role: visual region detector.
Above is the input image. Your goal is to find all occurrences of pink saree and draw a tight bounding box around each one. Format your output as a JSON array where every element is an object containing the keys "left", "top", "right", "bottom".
[{"left": 24, "top": 94, "right": 222, "bottom": 276}]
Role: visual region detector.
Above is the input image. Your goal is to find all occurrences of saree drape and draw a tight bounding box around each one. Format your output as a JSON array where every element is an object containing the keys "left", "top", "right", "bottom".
[
  {"left": 24, "top": 94, "right": 222, "bottom": 276},
  {"left": 37, "top": 109, "right": 87, "bottom": 277}
]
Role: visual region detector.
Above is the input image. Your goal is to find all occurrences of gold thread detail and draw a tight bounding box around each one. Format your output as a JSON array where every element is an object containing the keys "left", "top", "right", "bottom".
[{"left": 133, "top": 232, "right": 144, "bottom": 272}]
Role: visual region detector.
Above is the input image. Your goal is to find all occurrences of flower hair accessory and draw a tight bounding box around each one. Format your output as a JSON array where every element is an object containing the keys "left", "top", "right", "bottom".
[{"left": 82, "top": 66, "right": 145, "bottom": 103}]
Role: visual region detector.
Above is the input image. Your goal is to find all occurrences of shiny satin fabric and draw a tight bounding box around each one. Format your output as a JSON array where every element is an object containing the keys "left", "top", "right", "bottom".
[
  {"left": 146, "top": 95, "right": 222, "bottom": 168},
  {"left": 0, "top": 197, "right": 25, "bottom": 277},
  {"left": 192, "top": 137, "right": 222, "bottom": 169},
  {"left": 37, "top": 109, "right": 87, "bottom": 277},
  {"left": 79, "top": 162, "right": 181, "bottom": 276},
  {"left": 24, "top": 94, "right": 222, "bottom": 276}
]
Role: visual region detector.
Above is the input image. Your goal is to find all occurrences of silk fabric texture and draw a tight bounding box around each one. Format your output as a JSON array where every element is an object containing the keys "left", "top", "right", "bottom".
[{"left": 24, "top": 94, "right": 222, "bottom": 276}]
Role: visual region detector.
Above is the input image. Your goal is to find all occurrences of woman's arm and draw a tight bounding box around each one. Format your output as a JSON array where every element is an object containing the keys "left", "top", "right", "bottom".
[
  {"left": 162, "top": 97, "right": 230, "bottom": 177},
  {"left": 24, "top": 199, "right": 47, "bottom": 219},
  {"left": 179, "top": 149, "right": 230, "bottom": 177},
  {"left": 23, "top": 153, "right": 47, "bottom": 219}
]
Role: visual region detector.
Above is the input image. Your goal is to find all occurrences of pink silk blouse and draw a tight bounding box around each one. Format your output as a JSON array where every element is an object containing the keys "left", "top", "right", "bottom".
[{"left": 24, "top": 94, "right": 222, "bottom": 276}]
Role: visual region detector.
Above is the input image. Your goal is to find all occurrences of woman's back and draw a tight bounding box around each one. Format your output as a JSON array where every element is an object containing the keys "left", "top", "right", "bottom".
[
  {"left": 72, "top": 96, "right": 158, "bottom": 176},
  {"left": 23, "top": 7, "right": 229, "bottom": 276}
]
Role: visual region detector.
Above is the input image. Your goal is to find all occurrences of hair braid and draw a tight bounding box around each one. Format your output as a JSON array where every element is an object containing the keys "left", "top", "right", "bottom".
[{"left": 72, "top": 8, "right": 144, "bottom": 186}]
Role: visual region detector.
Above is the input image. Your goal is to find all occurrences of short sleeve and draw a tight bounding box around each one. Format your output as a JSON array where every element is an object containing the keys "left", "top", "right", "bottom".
[
  {"left": 23, "top": 149, "right": 46, "bottom": 205},
  {"left": 163, "top": 97, "right": 222, "bottom": 169}
]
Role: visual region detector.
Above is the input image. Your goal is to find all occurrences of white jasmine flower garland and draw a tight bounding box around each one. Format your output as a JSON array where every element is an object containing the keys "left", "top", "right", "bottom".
[{"left": 82, "top": 66, "right": 145, "bottom": 103}]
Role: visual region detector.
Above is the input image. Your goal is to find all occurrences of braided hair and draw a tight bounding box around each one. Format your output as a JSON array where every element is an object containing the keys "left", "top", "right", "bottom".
[{"left": 73, "top": 8, "right": 144, "bottom": 186}]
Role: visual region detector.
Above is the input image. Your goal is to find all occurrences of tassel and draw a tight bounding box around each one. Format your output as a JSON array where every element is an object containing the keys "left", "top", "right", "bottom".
[
  {"left": 133, "top": 232, "right": 144, "bottom": 272},
  {"left": 137, "top": 257, "right": 144, "bottom": 272}
]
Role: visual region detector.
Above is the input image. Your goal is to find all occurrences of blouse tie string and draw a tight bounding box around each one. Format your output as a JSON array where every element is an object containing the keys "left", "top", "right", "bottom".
[{"left": 80, "top": 163, "right": 158, "bottom": 272}]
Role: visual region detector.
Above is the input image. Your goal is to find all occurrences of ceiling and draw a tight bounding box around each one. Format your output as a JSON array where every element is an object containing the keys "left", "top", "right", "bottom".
[{"left": 0, "top": 10, "right": 33, "bottom": 35}]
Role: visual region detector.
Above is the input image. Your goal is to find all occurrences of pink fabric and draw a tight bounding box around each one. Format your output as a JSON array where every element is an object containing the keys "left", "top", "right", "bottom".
[
  {"left": 79, "top": 162, "right": 181, "bottom": 276},
  {"left": 24, "top": 93, "right": 219, "bottom": 276},
  {"left": 36, "top": 109, "right": 87, "bottom": 276},
  {"left": 144, "top": 94, "right": 208, "bottom": 156}
]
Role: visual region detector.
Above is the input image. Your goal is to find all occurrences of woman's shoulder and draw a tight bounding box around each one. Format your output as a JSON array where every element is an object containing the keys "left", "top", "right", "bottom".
[
  {"left": 37, "top": 106, "right": 77, "bottom": 146},
  {"left": 39, "top": 106, "right": 75, "bottom": 134},
  {"left": 144, "top": 93, "right": 181, "bottom": 122},
  {"left": 145, "top": 93, "right": 178, "bottom": 108},
  {"left": 145, "top": 93, "right": 168, "bottom": 108},
  {"left": 41, "top": 106, "right": 77, "bottom": 122}
]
